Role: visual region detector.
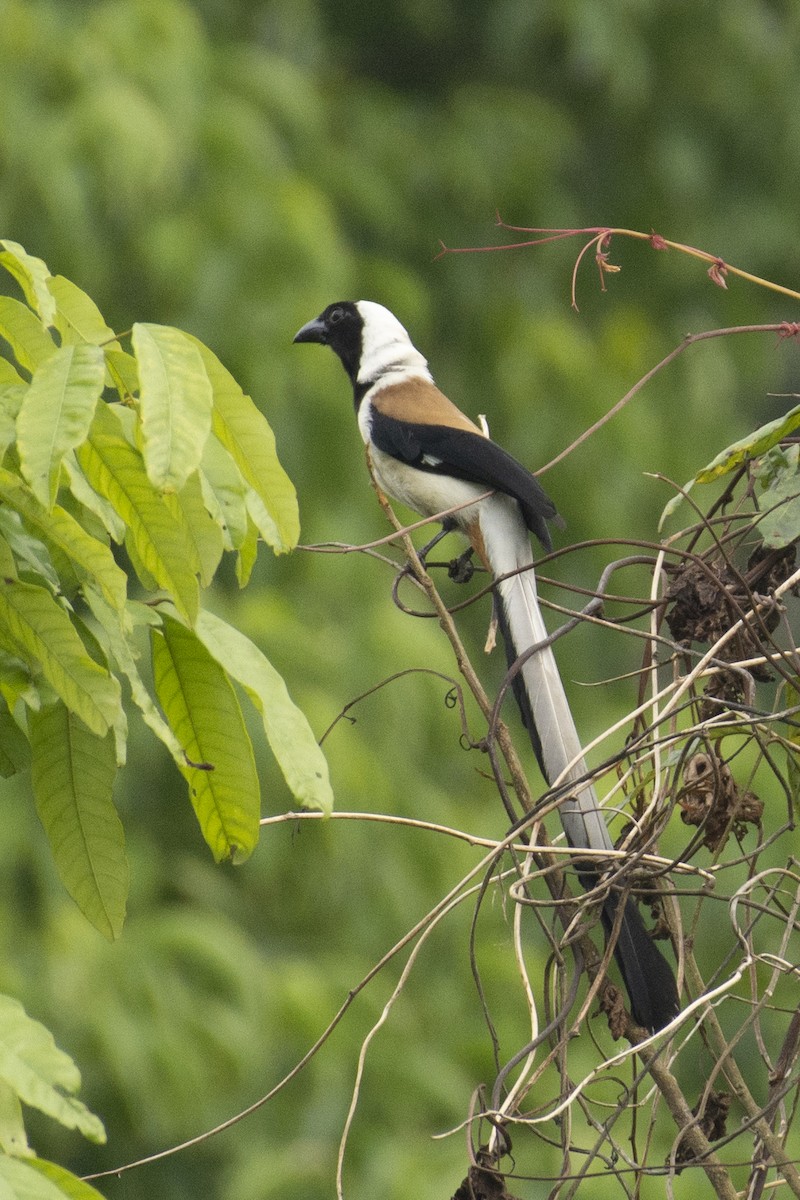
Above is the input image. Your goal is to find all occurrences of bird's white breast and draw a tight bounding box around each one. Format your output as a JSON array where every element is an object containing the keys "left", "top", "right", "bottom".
[{"left": 367, "top": 443, "right": 489, "bottom": 527}]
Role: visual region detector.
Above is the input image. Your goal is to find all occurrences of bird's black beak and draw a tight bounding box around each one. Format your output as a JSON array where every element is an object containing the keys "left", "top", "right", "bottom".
[{"left": 293, "top": 316, "right": 327, "bottom": 345}]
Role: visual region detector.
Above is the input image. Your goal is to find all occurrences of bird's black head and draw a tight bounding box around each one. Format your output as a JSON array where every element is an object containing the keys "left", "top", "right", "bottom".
[{"left": 293, "top": 301, "right": 364, "bottom": 385}]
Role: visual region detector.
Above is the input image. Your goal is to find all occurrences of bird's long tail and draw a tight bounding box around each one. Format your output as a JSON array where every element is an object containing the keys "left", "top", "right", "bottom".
[{"left": 478, "top": 499, "right": 678, "bottom": 1032}]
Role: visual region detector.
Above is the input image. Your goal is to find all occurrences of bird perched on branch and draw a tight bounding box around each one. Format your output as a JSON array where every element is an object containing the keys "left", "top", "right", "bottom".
[{"left": 294, "top": 300, "right": 678, "bottom": 1032}]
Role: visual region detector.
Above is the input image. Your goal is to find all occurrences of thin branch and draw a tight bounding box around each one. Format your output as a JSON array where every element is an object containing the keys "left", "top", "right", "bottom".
[{"left": 539, "top": 325, "right": 799, "bottom": 476}]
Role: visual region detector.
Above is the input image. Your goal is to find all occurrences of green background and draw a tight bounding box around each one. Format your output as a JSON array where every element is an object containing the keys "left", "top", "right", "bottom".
[{"left": 1, "top": 1, "right": 799, "bottom": 1196}]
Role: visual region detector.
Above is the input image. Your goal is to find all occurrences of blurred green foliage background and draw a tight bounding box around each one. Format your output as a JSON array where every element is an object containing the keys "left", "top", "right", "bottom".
[{"left": 1, "top": 0, "right": 800, "bottom": 1197}]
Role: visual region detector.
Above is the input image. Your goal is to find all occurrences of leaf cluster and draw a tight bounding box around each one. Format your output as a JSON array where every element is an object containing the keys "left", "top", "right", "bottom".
[
  {"left": 0, "top": 236, "right": 337, "bottom": 894},
  {"left": 0, "top": 240, "right": 340, "bottom": 1195}
]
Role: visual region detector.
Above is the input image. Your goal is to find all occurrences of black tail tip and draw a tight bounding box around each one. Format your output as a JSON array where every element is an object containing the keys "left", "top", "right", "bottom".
[{"left": 607, "top": 896, "right": 680, "bottom": 1033}]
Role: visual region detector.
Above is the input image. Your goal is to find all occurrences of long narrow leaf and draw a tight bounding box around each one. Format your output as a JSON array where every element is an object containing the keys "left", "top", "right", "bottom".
[
  {"left": 25, "top": 1159, "right": 109, "bottom": 1199},
  {"left": 30, "top": 703, "right": 127, "bottom": 940},
  {"left": 191, "top": 338, "right": 299, "bottom": 551},
  {"left": 661, "top": 402, "right": 800, "bottom": 526},
  {"left": 47, "top": 275, "right": 120, "bottom": 350},
  {"left": 0, "top": 659, "right": 41, "bottom": 716},
  {"left": 199, "top": 432, "right": 249, "bottom": 550},
  {"left": 0, "top": 359, "right": 24, "bottom": 385},
  {"left": 235, "top": 518, "right": 259, "bottom": 587},
  {"left": 0, "top": 241, "right": 56, "bottom": 325},
  {"left": 0, "top": 994, "right": 105, "bottom": 1142},
  {"left": 163, "top": 471, "right": 224, "bottom": 587},
  {"left": 0, "top": 508, "right": 59, "bottom": 590},
  {"left": 0, "top": 467, "right": 127, "bottom": 612},
  {"left": 196, "top": 609, "right": 333, "bottom": 814},
  {"left": 76, "top": 402, "right": 199, "bottom": 622},
  {"left": 104, "top": 349, "right": 139, "bottom": 402},
  {"left": 245, "top": 487, "right": 281, "bottom": 548},
  {"left": 62, "top": 454, "right": 126, "bottom": 543},
  {"left": 0, "top": 384, "right": 25, "bottom": 457},
  {"left": 0, "top": 699, "right": 30, "bottom": 777},
  {"left": 151, "top": 617, "right": 260, "bottom": 863},
  {"left": 132, "top": 323, "right": 213, "bottom": 492},
  {"left": 83, "top": 590, "right": 185, "bottom": 766},
  {"left": 0, "top": 532, "right": 17, "bottom": 581},
  {"left": 0, "top": 1157, "right": 81, "bottom": 1200},
  {"left": 0, "top": 579, "right": 120, "bottom": 736},
  {"left": 0, "top": 1079, "right": 30, "bottom": 1156},
  {"left": 17, "top": 344, "right": 105, "bottom": 508},
  {"left": 696, "top": 403, "right": 800, "bottom": 483},
  {"left": 0, "top": 296, "right": 56, "bottom": 373}
]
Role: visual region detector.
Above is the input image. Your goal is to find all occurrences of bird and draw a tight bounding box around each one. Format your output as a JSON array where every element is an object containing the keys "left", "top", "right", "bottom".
[{"left": 294, "top": 299, "right": 679, "bottom": 1032}]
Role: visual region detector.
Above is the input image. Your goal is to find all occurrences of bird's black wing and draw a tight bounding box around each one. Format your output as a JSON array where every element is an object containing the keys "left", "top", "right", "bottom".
[{"left": 369, "top": 410, "right": 559, "bottom": 550}]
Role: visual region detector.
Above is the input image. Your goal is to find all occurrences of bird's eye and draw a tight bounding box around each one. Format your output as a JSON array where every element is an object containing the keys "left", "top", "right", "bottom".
[{"left": 329, "top": 307, "right": 345, "bottom": 324}]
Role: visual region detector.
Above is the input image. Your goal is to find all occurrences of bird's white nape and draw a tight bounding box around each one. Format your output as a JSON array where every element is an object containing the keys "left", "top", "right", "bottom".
[{"left": 355, "top": 300, "right": 431, "bottom": 387}]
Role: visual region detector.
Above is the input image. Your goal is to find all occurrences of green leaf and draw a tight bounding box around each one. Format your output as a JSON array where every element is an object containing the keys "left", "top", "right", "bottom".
[
  {"left": 0, "top": 241, "right": 56, "bottom": 326},
  {"left": 753, "top": 446, "right": 800, "bottom": 547},
  {"left": 46, "top": 275, "right": 120, "bottom": 350},
  {"left": 121, "top": 527, "right": 158, "bottom": 592},
  {"left": 0, "top": 657, "right": 41, "bottom": 717},
  {"left": 0, "top": 468, "right": 127, "bottom": 613},
  {"left": 0, "top": 1082, "right": 30, "bottom": 1158},
  {"left": 151, "top": 616, "right": 260, "bottom": 863},
  {"left": 163, "top": 471, "right": 224, "bottom": 588},
  {"left": 0, "top": 1157, "right": 70, "bottom": 1200},
  {"left": 0, "top": 700, "right": 30, "bottom": 778},
  {"left": 83, "top": 590, "right": 185, "bottom": 766},
  {"left": 245, "top": 487, "right": 281, "bottom": 550},
  {"left": 0, "top": 386, "right": 25, "bottom": 459},
  {"left": 30, "top": 704, "right": 126, "bottom": 940},
  {"left": 199, "top": 433, "right": 248, "bottom": 550},
  {"left": 695, "top": 403, "right": 800, "bottom": 484},
  {"left": 104, "top": 349, "right": 139, "bottom": 401},
  {"left": 62, "top": 455, "right": 126, "bottom": 544},
  {"left": 0, "top": 298, "right": 56, "bottom": 374},
  {"left": 0, "top": 360, "right": 24, "bottom": 386},
  {"left": 0, "top": 510, "right": 59, "bottom": 591},
  {"left": 0, "top": 994, "right": 105, "bottom": 1142},
  {"left": 660, "top": 401, "right": 800, "bottom": 526},
  {"left": 0, "top": 579, "right": 120, "bottom": 736},
  {"left": 235, "top": 518, "right": 259, "bottom": 587},
  {"left": 196, "top": 609, "right": 333, "bottom": 814},
  {"left": 192, "top": 339, "right": 299, "bottom": 551},
  {"left": 0, "top": 534, "right": 17, "bottom": 582},
  {"left": 76, "top": 402, "right": 199, "bottom": 623},
  {"left": 132, "top": 323, "right": 213, "bottom": 492},
  {"left": 17, "top": 345, "right": 105, "bottom": 509},
  {"left": 76, "top": 614, "right": 128, "bottom": 768},
  {"left": 760, "top": 497, "right": 800, "bottom": 548},
  {"left": 23, "top": 1159, "right": 108, "bottom": 1200}
]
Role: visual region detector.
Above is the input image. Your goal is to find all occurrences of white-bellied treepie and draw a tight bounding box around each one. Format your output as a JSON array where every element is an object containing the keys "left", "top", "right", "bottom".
[{"left": 294, "top": 300, "right": 678, "bottom": 1032}]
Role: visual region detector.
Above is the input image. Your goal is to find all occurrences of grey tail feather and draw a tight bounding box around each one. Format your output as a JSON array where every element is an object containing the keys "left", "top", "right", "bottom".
[{"left": 492, "top": 554, "right": 678, "bottom": 1031}]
